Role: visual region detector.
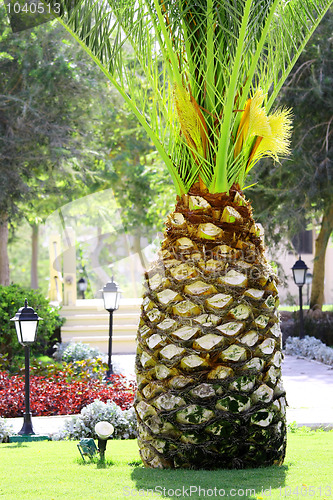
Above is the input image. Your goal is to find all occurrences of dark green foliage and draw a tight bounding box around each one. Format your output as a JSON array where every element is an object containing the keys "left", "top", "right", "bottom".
[
  {"left": 0, "top": 284, "right": 64, "bottom": 362},
  {"left": 0, "top": 352, "right": 10, "bottom": 371},
  {"left": 250, "top": 9, "right": 333, "bottom": 239},
  {"left": 0, "top": 8, "right": 90, "bottom": 219}
]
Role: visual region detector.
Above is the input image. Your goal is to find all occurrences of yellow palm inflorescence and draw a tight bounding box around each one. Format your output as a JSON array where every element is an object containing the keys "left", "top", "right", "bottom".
[
  {"left": 173, "top": 84, "right": 207, "bottom": 163},
  {"left": 235, "top": 89, "right": 292, "bottom": 174}
]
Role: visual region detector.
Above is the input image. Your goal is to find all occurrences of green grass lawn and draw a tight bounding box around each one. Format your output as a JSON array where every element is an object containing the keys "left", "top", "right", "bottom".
[
  {"left": 0, "top": 430, "right": 332, "bottom": 500},
  {"left": 279, "top": 305, "right": 333, "bottom": 312}
]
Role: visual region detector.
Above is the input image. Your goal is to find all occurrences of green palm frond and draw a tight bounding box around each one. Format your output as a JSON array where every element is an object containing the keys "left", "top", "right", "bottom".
[{"left": 45, "top": 0, "right": 333, "bottom": 195}]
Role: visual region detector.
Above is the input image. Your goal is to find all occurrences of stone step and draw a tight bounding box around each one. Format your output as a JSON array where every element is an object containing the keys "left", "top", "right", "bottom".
[
  {"left": 63, "top": 313, "right": 140, "bottom": 326},
  {"left": 61, "top": 298, "right": 142, "bottom": 316},
  {"left": 61, "top": 324, "right": 138, "bottom": 334},
  {"left": 60, "top": 332, "right": 136, "bottom": 354},
  {"left": 59, "top": 299, "right": 140, "bottom": 354}
]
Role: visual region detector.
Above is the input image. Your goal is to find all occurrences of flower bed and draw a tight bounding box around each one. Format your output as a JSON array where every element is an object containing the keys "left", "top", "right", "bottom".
[{"left": 0, "top": 371, "right": 136, "bottom": 418}]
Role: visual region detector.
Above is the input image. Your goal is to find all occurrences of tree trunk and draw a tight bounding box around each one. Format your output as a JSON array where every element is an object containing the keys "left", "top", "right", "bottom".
[
  {"left": 310, "top": 202, "right": 333, "bottom": 310},
  {"left": 123, "top": 233, "right": 138, "bottom": 298},
  {"left": 0, "top": 212, "right": 10, "bottom": 286},
  {"left": 135, "top": 188, "right": 286, "bottom": 469},
  {"left": 133, "top": 234, "right": 146, "bottom": 269},
  {"left": 89, "top": 227, "right": 110, "bottom": 285},
  {"left": 31, "top": 222, "right": 39, "bottom": 289}
]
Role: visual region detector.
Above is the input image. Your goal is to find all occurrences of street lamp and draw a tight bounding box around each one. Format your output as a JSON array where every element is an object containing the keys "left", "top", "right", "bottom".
[
  {"left": 78, "top": 277, "right": 88, "bottom": 299},
  {"left": 101, "top": 277, "right": 121, "bottom": 378},
  {"left": 10, "top": 299, "right": 42, "bottom": 435},
  {"left": 291, "top": 256, "right": 308, "bottom": 339}
]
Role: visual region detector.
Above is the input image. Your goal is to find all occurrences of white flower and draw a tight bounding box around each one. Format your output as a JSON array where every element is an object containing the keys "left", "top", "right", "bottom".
[
  {"left": 285, "top": 336, "right": 333, "bottom": 366},
  {"left": 0, "top": 418, "right": 12, "bottom": 442},
  {"left": 52, "top": 399, "right": 137, "bottom": 441}
]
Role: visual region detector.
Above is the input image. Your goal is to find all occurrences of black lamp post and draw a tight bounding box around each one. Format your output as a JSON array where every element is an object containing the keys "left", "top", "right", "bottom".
[
  {"left": 291, "top": 256, "right": 308, "bottom": 339},
  {"left": 78, "top": 277, "right": 88, "bottom": 299},
  {"left": 10, "top": 299, "right": 42, "bottom": 435},
  {"left": 101, "top": 277, "right": 121, "bottom": 378}
]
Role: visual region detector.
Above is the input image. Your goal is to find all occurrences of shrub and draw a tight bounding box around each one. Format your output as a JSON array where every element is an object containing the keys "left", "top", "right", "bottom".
[
  {"left": 0, "top": 371, "right": 136, "bottom": 418},
  {"left": 283, "top": 311, "right": 333, "bottom": 347},
  {"left": 0, "top": 418, "right": 12, "bottom": 443},
  {"left": 53, "top": 399, "right": 137, "bottom": 441},
  {"left": 16, "top": 357, "right": 109, "bottom": 382},
  {"left": 0, "top": 353, "right": 9, "bottom": 371},
  {"left": 59, "top": 342, "right": 102, "bottom": 363},
  {"left": 0, "top": 284, "right": 64, "bottom": 364},
  {"left": 285, "top": 335, "right": 333, "bottom": 366}
]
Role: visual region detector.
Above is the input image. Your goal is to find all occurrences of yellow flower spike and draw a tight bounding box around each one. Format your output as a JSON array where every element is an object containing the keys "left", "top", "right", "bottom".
[
  {"left": 247, "top": 91, "right": 271, "bottom": 138},
  {"left": 267, "top": 108, "right": 293, "bottom": 156},
  {"left": 173, "top": 83, "right": 207, "bottom": 162},
  {"left": 235, "top": 89, "right": 270, "bottom": 158},
  {"left": 246, "top": 107, "right": 293, "bottom": 172}
]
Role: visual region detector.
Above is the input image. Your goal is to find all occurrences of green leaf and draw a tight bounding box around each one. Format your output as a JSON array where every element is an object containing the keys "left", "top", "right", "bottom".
[{"left": 43, "top": 0, "right": 333, "bottom": 193}]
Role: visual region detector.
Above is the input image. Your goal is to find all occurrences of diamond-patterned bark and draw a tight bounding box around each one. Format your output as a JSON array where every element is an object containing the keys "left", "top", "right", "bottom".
[{"left": 135, "top": 187, "right": 287, "bottom": 469}]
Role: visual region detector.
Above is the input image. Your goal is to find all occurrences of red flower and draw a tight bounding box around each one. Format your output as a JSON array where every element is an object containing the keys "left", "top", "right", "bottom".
[{"left": 0, "top": 371, "right": 136, "bottom": 417}]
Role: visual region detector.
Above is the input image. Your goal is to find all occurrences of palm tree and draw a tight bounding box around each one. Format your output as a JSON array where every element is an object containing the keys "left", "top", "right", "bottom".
[{"left": 49, "top": 0, "right": 332, "bottom": 469}]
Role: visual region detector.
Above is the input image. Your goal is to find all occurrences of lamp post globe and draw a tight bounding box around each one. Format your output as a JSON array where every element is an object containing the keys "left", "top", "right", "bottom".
[
  {"left": 100, "top": 277, "right": 121, "bottom": 378},
  {"left": 10, "top": 299, "right": 42, "bottom": 435},
  {"left": 101, "top": 277, "right": 121, "bottom": 312},
  {"left": 292, "top": 256, "right": 308, "bottom": 287},
  {"left": 78, "top": 277, "right": 88, "bottom": 299},
  {"left": 291, "top": 256, "right": 308, "bottom": 339}
]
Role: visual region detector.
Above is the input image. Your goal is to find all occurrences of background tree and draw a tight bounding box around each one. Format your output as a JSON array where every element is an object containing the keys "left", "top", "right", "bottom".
[
  {"left": 1, "top": 7, "right": 174, "bottom": 291},
  {"left": 0, "top": 8, "right": 102, "bottom": 285},
  {"left": 97, "top": 100, "right": 174, "bottom": 265},
  {"left": 250, "top": 10, "right": 333, "bottom": 310}
]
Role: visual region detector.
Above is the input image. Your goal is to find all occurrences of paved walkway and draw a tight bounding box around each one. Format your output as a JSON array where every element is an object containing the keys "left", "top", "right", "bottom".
[
  {"left": 6, "top": 354, "right": 333, "bottom": 436},
  {"left": 282, "top": 354, "right": 333, "bottom": 428}
]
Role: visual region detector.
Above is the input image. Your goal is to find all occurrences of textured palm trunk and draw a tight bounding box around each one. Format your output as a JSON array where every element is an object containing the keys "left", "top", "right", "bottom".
[{"left": 134, "top": 185, "right": 286, "bottom": 469}]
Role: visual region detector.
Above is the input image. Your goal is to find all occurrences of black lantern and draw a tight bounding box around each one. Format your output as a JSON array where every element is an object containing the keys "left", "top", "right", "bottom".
[
  {"left": 10, "top": 299, "right": 42, "bottom": 435},
  {"left": 292, "top": 256, "right": 308, "bottom": 287},
  {"left": 11, "top": 299, "right": 42, "bottom": 345},
  {"left": 78, "top": 277, "right": 88, "bottom": 299},
  {"left": 100, "top": 277, "right": 121, "bottom": 378},
  {"left": 291, "top": 256, "right": 308, "bottom": 339},
  {"left": 101, "top": 277, "right": 121, "bottom": 312}
]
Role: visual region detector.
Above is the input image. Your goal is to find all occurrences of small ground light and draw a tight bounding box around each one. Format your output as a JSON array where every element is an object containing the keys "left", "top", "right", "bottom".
[
  {"left": 95, "top": 421, "right": 114, "bottom": 463},
  {"left": 77, "top": 422, "right": 114, "bottom": 462}
]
